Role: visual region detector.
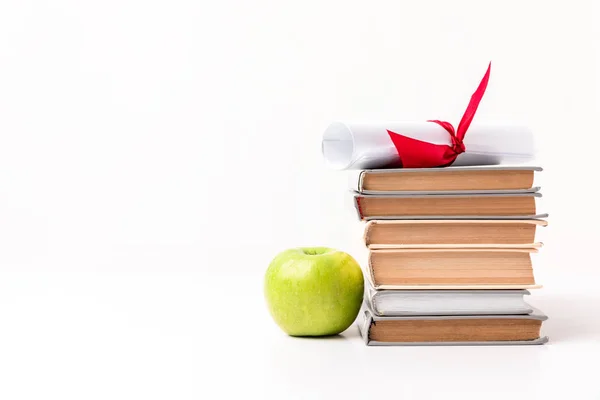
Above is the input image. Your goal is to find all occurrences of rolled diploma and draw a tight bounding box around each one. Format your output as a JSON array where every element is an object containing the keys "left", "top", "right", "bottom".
[{"left": 322, "top": 121, "right": 535, "bottom": 170}]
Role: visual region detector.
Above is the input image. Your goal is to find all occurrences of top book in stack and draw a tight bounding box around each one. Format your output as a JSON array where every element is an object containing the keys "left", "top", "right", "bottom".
[{"left": 350, "top": 166, "right": 546, "bottom": 221}]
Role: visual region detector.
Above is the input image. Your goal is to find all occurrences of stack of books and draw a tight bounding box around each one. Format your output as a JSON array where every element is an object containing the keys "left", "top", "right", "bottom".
[{"left": 353, "top": 166, "right": 549, "bottom": 346}]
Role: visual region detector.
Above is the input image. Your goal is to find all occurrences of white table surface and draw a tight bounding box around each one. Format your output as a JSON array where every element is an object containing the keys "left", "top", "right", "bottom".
[{"left": 2, "top": 252, "right": 599, "bottom": 400}]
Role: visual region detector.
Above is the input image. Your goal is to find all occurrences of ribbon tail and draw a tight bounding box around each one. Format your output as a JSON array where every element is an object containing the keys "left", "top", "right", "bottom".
[
  {"left": 387, "top": 62, "right": 491, "bottom": 168},
  {"left": 455, "top": 62, "right": 491, "bottom": 141}
]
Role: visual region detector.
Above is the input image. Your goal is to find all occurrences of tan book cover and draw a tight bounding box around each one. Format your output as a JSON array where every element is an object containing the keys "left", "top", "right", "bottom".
[
  {"left": 357, "top": 302, "right": 548, "bottom": 346},
  {"left": 367, "top": 248, "right": 542, "bottom": 289},
  {"left": 349, "top": 166, "right": 542, "bottom": 194},
  {"left": 354, "top": 192, "right": 545, "bottom": 221},
  {"left": 364, "top": 219, "right": 547, "bottom": 248}
]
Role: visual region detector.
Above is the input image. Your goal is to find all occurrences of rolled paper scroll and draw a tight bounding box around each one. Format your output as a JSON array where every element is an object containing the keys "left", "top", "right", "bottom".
[
  {"left": 321, "top": 62, "right": 535, "bottom": 170},
  {"left": 321, "top": 121, "right": 535, "bottom": 170}
]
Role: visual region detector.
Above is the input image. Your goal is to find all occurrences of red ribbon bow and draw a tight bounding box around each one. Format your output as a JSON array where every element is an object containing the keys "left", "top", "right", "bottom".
[{"left": 387, "top": 62, "right": 492, "bottom": 168}]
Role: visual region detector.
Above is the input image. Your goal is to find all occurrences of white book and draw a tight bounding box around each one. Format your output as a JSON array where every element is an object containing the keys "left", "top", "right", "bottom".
[{"left": 366, "top": 285, "right": 533, "bottom": 316}]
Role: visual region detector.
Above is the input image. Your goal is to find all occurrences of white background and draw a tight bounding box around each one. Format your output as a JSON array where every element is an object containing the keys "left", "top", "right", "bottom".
[{"left": 1, "top": 0, "right": 599, "bottom": 399}]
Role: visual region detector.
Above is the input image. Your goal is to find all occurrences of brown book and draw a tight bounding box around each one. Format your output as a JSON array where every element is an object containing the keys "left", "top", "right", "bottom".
[
  {"left": 352, "top": 166, "right": 540, "bottom": 193},
  {"left": 364, "top": 219, "right": 547, "bottom": 248},
  {"left": 368, "top": 248, "right": 538, "bottom": 289},
  {"left": 354, "top": 193, "right": 541, "bottom": 220},
  {"left": 361, "top": 315, "right": 545, "bottom": 344}
]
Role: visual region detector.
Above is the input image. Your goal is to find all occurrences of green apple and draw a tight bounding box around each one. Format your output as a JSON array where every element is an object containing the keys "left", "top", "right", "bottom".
[{"left": 264, "top": 247, "right": 364, "bottom": 336}]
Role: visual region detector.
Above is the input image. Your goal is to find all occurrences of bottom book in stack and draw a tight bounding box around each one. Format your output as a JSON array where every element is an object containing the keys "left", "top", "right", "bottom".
[{"left": 358, "top": 284, "right": 548, "bottom": 346}]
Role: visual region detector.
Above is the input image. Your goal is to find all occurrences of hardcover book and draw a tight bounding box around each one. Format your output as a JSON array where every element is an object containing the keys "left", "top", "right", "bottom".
[
  {"left": 367, "top": 248, "right": 540, "bottom": 290},
  {"left": 357, "top": 302, "right": 548, "bottom": 346},
  {"left": 349, "top": 166, "right": 542, "bottom": 194},
  {"left": 353, "top": 192, "right": 546, "bottom": 221},
  {"left": 365, "top": 284, "right": 534, "bottom": 316},
  {"left": 364, "top": 219, "right": 547, "bottom": 249}
]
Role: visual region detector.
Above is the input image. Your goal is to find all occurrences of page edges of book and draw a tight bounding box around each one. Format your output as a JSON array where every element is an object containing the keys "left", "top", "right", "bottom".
[
  {"left": 372, "top": 284, "right": 543, "bottom": 290},
  {"left": 367, "top": 243, "right": 544, "bottom": 250}
]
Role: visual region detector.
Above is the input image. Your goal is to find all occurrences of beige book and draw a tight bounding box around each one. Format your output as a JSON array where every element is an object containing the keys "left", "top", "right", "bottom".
[
  {"left": 368, "top": 317, "right": 543, "bottom": 343},
  {"left": 354, "top": 193, "right": 541, "bottom": 220},
  {"left": 368, "top": 248, "right": 539, "bottom": 289},
  {"left": 354, "top": 166, "right": 539, "bottom": 193},
  {"left": 364, "top": 219, "right": 547, "bottom": 248},
  {"left": 358, "top": 303, "right": 548, "bottom": 346}
]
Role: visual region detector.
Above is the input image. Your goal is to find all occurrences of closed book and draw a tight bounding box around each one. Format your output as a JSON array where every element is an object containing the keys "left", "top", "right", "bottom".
[
  {"left": 367, "top": 248, "right": 540, "bottom": 290},
  {"left": 353, "top": 192, "right": 546, "bottom": 221},
  {"left": 364, "top": 219, "right": 547, "bottom": 249},
  {"left": 365, "top": 284, "right": 533, "bottom": 316},
  {"left": 357, "top": 302, "right": 548, "bottom": 346},
  {"left": 349, "top": 166, "right": 541, "bottom": 194}
]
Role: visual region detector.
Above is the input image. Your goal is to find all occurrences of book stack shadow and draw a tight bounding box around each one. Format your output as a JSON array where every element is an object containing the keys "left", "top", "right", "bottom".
[{"left": 352, "top": 166, "right": 549, "bottom": 346}]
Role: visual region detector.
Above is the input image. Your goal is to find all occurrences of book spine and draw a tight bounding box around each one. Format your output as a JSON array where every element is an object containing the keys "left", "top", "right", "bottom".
[
  {"left": 367, "top": 251, "right": 377, "bottom": 287},
  {"left": 363, "top": 221, "right": 374, "bottom": 247},
  {"left": 354, "top": 196, "right": 364, "bottom": 220},
  {"left": 347, "top": 170, "right": 364, "bottom": 192}
]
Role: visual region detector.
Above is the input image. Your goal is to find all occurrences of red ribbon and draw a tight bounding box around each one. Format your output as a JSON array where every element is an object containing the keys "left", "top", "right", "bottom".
[{"left": 387, "top": 62, "right": 492, "bottom": 168}]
